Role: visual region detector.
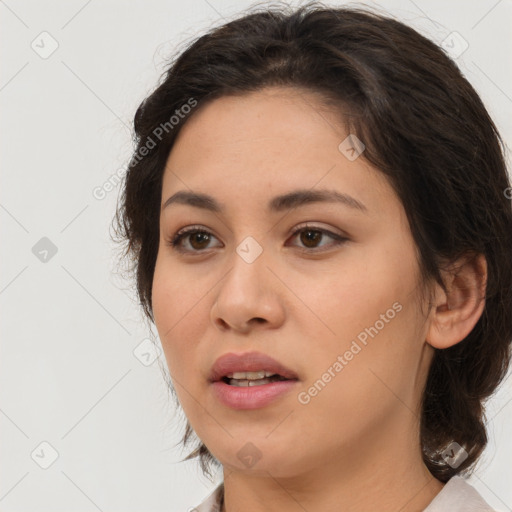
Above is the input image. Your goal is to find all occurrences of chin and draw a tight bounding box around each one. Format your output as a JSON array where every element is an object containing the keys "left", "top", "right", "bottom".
[{"left": 211, "top": 439, "right": 302, "bottom": 477}]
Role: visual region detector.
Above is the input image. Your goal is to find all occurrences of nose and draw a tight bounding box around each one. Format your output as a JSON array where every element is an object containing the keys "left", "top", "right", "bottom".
[{"left": 210, "top": 247, "right": 286, "bottom": 334}]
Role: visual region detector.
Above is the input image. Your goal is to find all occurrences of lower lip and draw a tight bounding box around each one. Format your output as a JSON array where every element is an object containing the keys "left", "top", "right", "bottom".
[{"left": 211, "top": 379, "right": 298, "bottom": 409}]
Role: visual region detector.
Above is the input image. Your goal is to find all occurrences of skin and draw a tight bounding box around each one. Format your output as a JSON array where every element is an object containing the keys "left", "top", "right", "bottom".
[{"left": 151, "top": 86, "right": 487, "bottom": 512}]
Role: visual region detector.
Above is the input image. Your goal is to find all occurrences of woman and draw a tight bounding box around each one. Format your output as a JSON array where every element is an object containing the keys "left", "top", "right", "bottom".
[{"left": 113, "top": 3, "right": 512, "bottom": 511}]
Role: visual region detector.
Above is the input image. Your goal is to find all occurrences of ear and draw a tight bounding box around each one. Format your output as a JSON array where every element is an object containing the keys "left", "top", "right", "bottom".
[{"left": 426, "top": 253, "right": 487, "bottom": 349}]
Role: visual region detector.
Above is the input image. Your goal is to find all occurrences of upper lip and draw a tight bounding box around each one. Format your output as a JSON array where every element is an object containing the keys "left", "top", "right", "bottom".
[{"left": 209, "top": 351, "right": 299, "bottom": 382}]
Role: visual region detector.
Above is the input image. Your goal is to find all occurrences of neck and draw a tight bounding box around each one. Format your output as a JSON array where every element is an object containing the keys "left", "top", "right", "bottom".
[
  {"left": 220, "top": 410, "right": 445, "bottom": 512},
  {"left": 221, "top": 463, "right": 443, "bottom": 512}
]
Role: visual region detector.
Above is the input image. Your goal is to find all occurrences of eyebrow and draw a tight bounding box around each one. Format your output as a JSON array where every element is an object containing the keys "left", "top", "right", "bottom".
[{"left": 162, "top": 188, "right": 368, "bottom": 214}]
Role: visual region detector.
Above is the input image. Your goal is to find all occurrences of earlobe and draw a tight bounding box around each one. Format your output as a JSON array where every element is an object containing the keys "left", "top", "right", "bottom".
[{"left": 426, "top": 253, "right": 487, "bottom": 350}]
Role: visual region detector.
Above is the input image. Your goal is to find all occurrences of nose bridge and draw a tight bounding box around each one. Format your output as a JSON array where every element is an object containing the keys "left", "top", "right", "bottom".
[
  {"left": 212, "top": 233, "right": 284, "bottom": 330},
  {"left": 235, "top": 234, "right": 266, "bottom": 266},
  {"left": 224, "top": 233, "right": 269, "bottom": 298}
]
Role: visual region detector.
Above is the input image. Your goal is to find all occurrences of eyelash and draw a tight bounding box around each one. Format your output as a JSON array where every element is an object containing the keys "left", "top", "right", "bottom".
[{"left": 165, "top": 223, "right": 348, "bottom": 254}]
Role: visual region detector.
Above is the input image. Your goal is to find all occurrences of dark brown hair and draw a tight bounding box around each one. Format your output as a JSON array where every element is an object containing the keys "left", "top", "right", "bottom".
[{"left": 113, "top": 1, "right": 512, "bottom": 482}]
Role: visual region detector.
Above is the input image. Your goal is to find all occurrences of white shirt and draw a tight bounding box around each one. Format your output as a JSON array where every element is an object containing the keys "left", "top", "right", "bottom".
[{"left": 191, "top": 476, "right": 500, "bottom": 511}]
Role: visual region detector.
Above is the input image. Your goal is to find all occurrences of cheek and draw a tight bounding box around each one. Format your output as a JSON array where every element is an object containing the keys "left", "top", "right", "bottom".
[
  {"left": 332, "top": 243, "right": 422, "bottom": 377},
  {"left": 152, "top": 271, "right": 209, "bottom": 424},
  {"left": 293, "top": 244, "right": 415, "bottom": 344},
  {"left": 151, "top": 256, "right": 204, "bottom": 379},
  {"left": 293, "top": 303, "right": 423, "bottom": 456},
  {"left": 295, "top": 242, "right": 423, "bottom": 412},
  {"left": 152, "top": 250, "right": 208, "bottom": 329},
  {"left": 337, "top": 232, "right": 419, "bottom": 321}
]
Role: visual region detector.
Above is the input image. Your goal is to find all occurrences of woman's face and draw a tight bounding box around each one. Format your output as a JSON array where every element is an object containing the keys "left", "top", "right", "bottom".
[{"left": 152, "top": 86, "right": 435, "bottom": 478}]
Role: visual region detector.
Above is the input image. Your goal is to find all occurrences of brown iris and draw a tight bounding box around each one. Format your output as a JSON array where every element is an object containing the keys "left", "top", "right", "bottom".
[
  {"left": 300, "top": 229, "right": 322, "bottom": 248},
  {"left": 189, "top": 232, "right": 211, "bottom": 250}
]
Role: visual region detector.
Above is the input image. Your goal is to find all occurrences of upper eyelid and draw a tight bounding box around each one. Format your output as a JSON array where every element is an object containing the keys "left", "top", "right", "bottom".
[
  {"left": 169, "top": 223, "right": 347, "bottom": 250},
  {"left": 173, "top": 223, "right": 342, "bottom": 239}
]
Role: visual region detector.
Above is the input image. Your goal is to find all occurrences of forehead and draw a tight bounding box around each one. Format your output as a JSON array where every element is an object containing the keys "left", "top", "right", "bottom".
[
  {"left": 171, "top": 88, "right": 338, "bottom": 157},
  {"left": 161, "top": 86, "right": 392, "bottom": 216}
]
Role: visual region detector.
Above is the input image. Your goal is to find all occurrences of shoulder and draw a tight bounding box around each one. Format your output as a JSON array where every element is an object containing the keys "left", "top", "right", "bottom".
[
  {"left": 190, "top": 482, "right": 224, "bottom": 512},
  {"left": 189, "top": 477, "right": 502, "bottom": 512},
  {"left": 424, "top": 476, "right": 501, "bottom": 512}
]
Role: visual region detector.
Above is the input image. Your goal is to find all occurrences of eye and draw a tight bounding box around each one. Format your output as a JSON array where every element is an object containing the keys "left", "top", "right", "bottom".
[
  {"left": 165, "top": 223, "right": 348, "bottom": 254},
  {"left": 288, "top": 223, "right": 348, "bottom": 252},
  {"left": 166, "top": 225, "right": 221, "bottom": 253}
]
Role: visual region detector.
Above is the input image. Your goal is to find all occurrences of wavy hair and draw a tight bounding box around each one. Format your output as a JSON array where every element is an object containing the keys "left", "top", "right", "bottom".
[{"left": 113, "top": 1, "right": 512, "bottom": 482}]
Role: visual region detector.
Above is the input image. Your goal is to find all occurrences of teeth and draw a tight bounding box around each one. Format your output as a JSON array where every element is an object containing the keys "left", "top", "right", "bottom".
[
  {"left": 226, "top": 371, "right": 276, "bottom": 380},
  {"left": 228, "top": 378, "right": 273, "bottom": 387}
]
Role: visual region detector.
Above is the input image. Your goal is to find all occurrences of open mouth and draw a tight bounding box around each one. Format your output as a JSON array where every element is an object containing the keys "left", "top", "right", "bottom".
[
  {"left": 210, "top": 359, "right": 299, "bottom": 409},
  {"left": 221, "top": 371, "right": 292, "bottom": 387}
]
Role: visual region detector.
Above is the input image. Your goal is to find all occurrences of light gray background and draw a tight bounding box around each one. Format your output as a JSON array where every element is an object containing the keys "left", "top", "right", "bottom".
[{"left": 1, "top": 0, "right": 511, "bottom": 511}]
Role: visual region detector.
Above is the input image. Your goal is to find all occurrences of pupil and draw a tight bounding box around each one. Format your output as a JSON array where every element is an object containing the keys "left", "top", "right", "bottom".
[
  {"left": 301, "top": 230, "right": 320, "bottom": 248},
  {"left": 191, "top": 233, "right": 209, "bottom": 249}
]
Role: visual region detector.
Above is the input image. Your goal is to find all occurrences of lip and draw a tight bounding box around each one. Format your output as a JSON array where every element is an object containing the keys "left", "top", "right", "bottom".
[
  {"left": 211, "top": 380, "right": 299, "bottom": 409},
  {"left": 209, "top": 351, "right": 299, "bottom": 410},
  {"left": 209, "top": 351, "right": 299, "bottom": 383}
]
